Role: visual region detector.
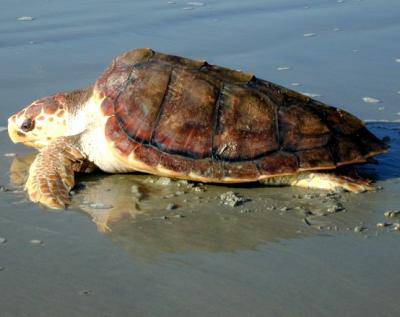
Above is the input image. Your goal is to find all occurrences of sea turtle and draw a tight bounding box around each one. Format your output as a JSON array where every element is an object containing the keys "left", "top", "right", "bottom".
[{"left": 8, "top": 48, "right": 388, "bottom": 209}]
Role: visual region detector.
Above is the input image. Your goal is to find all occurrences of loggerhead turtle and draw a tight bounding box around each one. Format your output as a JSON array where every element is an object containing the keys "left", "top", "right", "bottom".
[{"left": 8, "top": 48, "right": 388, "bottom": 209}]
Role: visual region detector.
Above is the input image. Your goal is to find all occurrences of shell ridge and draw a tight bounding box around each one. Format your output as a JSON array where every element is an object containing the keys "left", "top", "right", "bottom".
[
  {"left": 274, "top": 96, "right": 282, "bottom": 149},
  {"left": 260, "top": 79, "right": 283, "bottom": 151},
  {"left": 247, "top": 77, "right": 282, "bottom": 155},
  {"left": 211, "top": 82, "right": 224, "bottom": 162},
  {"left": 296, "top": 99, "right": 335, "bottom": 166},
  {"left": 149, "top": 66, "right": 174, "bottom": 145},
  {"left": 113, "top": 66, "right": 136, "bottom": 107}
]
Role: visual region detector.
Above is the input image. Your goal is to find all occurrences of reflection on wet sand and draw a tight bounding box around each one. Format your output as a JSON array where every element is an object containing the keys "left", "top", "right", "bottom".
[
  {"left": 9, "top": 154, "right": 316, "bottom": 257},
  {"left": 9, "top": 152, "right": 36, "bottom": 187}
]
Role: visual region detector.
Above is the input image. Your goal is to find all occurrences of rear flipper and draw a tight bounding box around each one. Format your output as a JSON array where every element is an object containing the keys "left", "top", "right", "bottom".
[{"left": 260, "top": 172, "right": 374, "bottom": 193}]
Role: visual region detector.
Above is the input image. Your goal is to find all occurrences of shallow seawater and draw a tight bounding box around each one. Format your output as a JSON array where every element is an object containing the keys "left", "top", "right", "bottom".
[{"left": 1, "top": 1, "right": 400, "bottom": 316}]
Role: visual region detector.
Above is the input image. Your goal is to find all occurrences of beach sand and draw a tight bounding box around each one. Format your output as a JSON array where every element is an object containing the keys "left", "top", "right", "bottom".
[{"left": 1, "top": 1, "right": 400, "bottom": 316}]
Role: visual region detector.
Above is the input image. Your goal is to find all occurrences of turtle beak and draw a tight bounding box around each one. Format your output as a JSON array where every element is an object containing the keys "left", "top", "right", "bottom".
[{"left": 7, "top": 115, "right": 23, "bottom": 144}]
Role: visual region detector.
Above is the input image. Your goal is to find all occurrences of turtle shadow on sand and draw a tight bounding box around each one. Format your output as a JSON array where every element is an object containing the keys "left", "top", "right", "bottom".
[{"left": 8, "top": 123, "right": 400, "bottom": 259}]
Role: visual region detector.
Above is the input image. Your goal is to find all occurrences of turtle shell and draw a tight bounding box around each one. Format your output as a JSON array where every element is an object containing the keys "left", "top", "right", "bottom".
[{"left": 97, "top": 48, "right": 388, "bottom": 182}]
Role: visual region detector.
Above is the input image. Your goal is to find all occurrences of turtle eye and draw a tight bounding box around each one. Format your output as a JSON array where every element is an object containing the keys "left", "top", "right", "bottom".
[{"left": 21, "top": 118, "right": 35, "bottom": 132}]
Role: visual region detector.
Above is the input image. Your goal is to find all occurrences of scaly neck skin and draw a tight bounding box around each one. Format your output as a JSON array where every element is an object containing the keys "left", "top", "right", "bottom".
[
  {"left": 67, "top": 105, "right": 89, "bottom": 136},
  {"left": 64, "top": 86, "right": 94, "bottom": 136}
]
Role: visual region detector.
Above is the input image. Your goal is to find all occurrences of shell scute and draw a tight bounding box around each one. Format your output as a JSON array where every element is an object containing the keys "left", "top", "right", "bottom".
[
  {"left": 131, "top": 143, "right": 161, "bottom": 169},
  {"left": 115, "top": 62, "right": 171, "bottom": 141},
  {"left": 95, "top": 62, "right": 132, "bottom": 100},
  {"left": 213, "top": 84, "right": 279, "bottom": 160},
  {"left": 105, "top": 117, "right": 128, "bottom": 150},
  {"left": 279, "top": 104, "right": 330, "bottom": 151},
  {"left": 222, "top": 160, "right": 260, "bottom": 180},
  {"left": 257, "top": 152, "right": 298, "bottom": 176},
  {"left": 310, "top": 101, "right": 364, "bottom": 135},
  {"left": 189, "top": 158, "right": 223, "bottom": 180},
  {"left": 296, "top": 147, "right": 335, "bottom": 170},
  {"left": 159, "top": 153, "right": 190, "bottom": 174},
  {"left": 153, "top": 68, "right": 218, "bottom": 158},
  {"left": 105, "top": 117, "right": 161, "bottom": 170},
  {"left": 330, "top": 136, "right": 365, "bottom": 165}
]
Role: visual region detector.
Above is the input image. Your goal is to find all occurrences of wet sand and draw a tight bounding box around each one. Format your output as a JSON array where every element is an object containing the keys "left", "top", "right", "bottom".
[{"left": 1, "top": 1, "right": 400, "bottom": 316}]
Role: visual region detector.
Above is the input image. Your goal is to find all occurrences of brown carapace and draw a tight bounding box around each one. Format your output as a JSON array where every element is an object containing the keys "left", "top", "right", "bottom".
[{"left": 100, "top": 48, "right": 387, "bottom": 181}]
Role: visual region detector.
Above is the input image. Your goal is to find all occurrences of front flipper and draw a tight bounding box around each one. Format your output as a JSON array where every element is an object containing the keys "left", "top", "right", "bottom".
[{"left": 25, "top": 136, "right": 87, "bottom": 209}]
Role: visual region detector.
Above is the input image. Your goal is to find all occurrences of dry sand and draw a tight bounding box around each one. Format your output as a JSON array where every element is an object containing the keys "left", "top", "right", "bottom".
[{"left": 1, "top": 0, "right": 400, "bottom": 316}]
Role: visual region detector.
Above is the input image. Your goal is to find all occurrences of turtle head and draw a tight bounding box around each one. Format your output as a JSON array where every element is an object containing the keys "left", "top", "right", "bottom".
[{"left": 8, "top": 94, "right": 69, "bottom": 149}]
